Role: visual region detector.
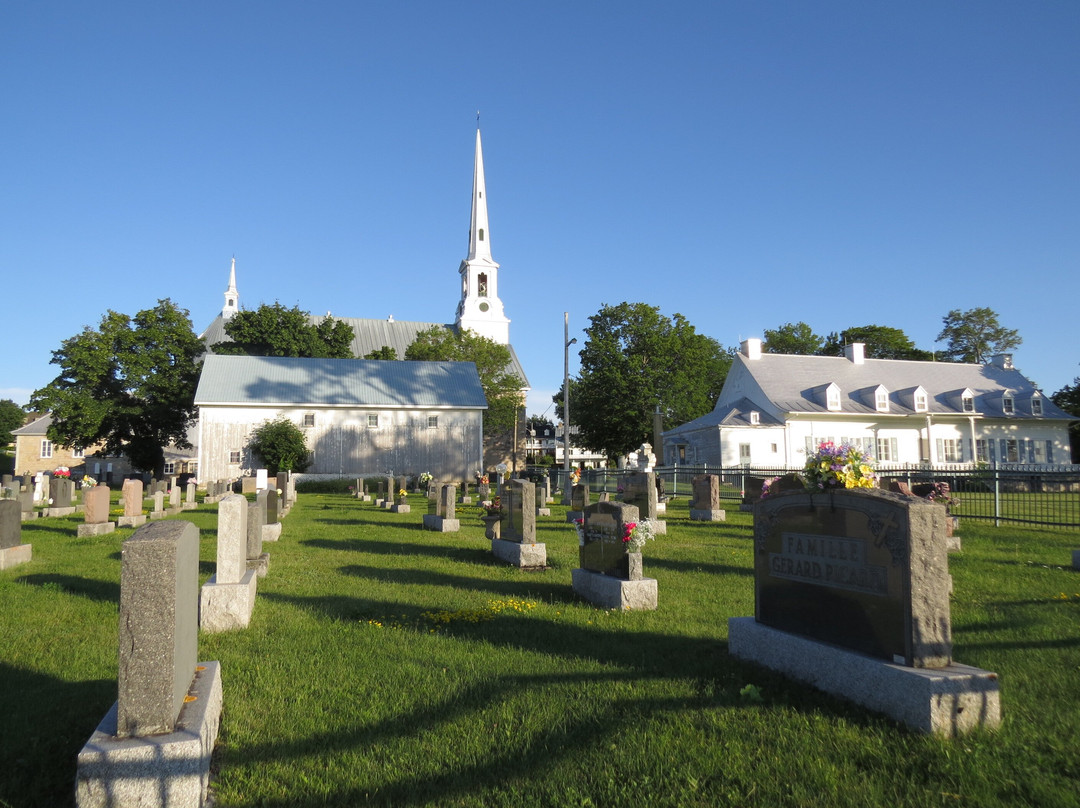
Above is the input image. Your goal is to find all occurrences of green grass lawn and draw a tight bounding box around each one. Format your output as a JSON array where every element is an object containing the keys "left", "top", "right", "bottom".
[{"left": 2, "top": 492, "right": 1079, "bottom": 807}]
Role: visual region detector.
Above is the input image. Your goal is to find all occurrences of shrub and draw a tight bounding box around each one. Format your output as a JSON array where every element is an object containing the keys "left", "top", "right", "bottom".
[{"left": 248, "top": 418, "right": 311, "bottom": 476}]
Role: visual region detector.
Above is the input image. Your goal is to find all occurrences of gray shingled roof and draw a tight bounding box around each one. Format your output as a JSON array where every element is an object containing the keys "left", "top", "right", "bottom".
[
  {"left": 738, "top": 353, "right": 1072, "bottom": 419},
  {"left": 201, "top": 314, "right": 529, "bottom": 388},
  {"left": 194, "top": 355, "right": 488, "bottom": 409},
  {"left": 11, "top": 414, "right": 52, "bottom": 436}
]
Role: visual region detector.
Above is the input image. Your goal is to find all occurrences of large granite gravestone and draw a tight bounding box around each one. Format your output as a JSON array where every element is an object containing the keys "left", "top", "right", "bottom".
[
  {"left": 168, "top": 483, "right": 182, "bottom": 514},
  {"left": 492, "top": 479, "right": 545, "bottom": 567},
  {"left": 47, "top": 476, "right": 76, "bottom": 517},
  {"left": 118, "top": 479, "right": 146, "bottom": 528},
  {"left": 241, "top": 476, "right": 258, "bottom": 495},
  {"left": 572, "top": 501, "right": 657, "bottom": 610},
  {"left": 17, "top": 487, "right": 36, "bottom": 521},
  {"left": 728, "top": 487, "right": 1000, "bottom": 736},
  {"left": 76, "top": 520, "right": 221, "bottom": 808},
  {"left": 259, "top": 489, "right": 281, "bottom": 542},
  {"left": 566, "top": 483, "right": 589, "bottom": 523},
  {"left": 0, "top": 500, "right": 32, "bottom": 570},
  {"left": 689, "top": 474, "right": 726, "bottom": 522},
  {"left": 423, "top": 484, "right": 460, "bottom": 532},
  {"left": 78, "top": 486, "right": 116, "bottom": 537},
  {"left": 183, "top": 481, "right": 198, "bottom": 511},
  {"left": 149, "top": 490, "right": 166, "bottom": 521},
  {"left": 247, "top": 499, "right": 267, "bottom": 575},
  {"left": 200, "top": 494, "right": 257, "bottom": 632},
  {"left": 622, "top": 471, "right": 666, "bottom": 534}
]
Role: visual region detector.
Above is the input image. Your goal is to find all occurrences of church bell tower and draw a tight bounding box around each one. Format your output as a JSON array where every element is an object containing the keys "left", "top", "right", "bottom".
[{"left": 455, "top": 128, "right": 510, "bottom": 345}]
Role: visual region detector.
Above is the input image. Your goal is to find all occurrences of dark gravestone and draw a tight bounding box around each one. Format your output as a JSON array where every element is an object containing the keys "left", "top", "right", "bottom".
[
  {"left": 0, "top": 500, "right": 22, "bottom": 549},
  {"left": 752, "top": 487, "right": 951, "bottom": 667},
  {"left": 570, "top": 484, "right": 589, "bottom": 511},
  {"left": 440, "top": 484, "right": 456, "bottom": 519},
  {"left": 500, "top": 479, "right": 536, "bottom": 543},
  {"left": 580, "top": 501, "right": 640, "bottom": 580},
  {"left": 51, "top": 477, "right": 74, "bottom": 508},
  {"left": 247, "top": 500, "right": 265, "bottom": 559},
  {"left": 622, "top": 471, "right": 657, "bottom": 520}
]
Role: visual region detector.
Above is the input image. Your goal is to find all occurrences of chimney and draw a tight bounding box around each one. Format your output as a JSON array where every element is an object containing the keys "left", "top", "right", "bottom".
[
  {"left": 989, "top": 353, "right": 1014, "bottom": 370},
  {"left": 844, "top": 343, "right": 865, "bottom": 364},
  {"left": 741, "top": 338, "right": 762, "bottom": 360}
]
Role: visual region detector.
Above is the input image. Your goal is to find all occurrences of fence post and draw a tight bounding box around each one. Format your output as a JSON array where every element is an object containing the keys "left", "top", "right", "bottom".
[{"left": 994, "top": 469, "right": 1001, "bottom": 527}]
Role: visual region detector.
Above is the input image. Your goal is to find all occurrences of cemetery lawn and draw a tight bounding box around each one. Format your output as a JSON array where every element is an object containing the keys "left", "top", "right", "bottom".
[{"left": 2, "top": 494, "right": 1079, "bottom": 807}]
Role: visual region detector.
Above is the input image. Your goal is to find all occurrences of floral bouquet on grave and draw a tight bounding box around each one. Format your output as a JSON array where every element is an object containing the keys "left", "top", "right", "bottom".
[
  {"left": 569, "top": 469, "right": 581, "bottom": 486},
  {"left": 397, "top": 488, "right": 408, "bottom": 502},
  {"left": 54, "top": 467, "right": 71, "bottom": 478},
  {"left": 759, "top": 476, "right": 782, "bottom": 499},
  {"left": 482, "top": 497, "right": 502, "bottom": 516},
  {"left": 622, "top": 519, "right": 657, "bottom": 553},
  {"left": 478, "top": 474, "right": 489, "bottom": 485},
  {"left": 81, "top": 476, "right": 97, "bottom": 490},
  {"left": 803, "top": 441, "right": 877, "bottom": 491},
  {"left": 418, "top": 471, "right": 433, "bottom": 488}
]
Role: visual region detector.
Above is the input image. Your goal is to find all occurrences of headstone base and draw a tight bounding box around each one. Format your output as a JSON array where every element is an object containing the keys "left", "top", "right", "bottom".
[
  {"left": 77, "top": 522, "right": 116, "bottom": 537},
  {"left": 648, "top": 520, "right": 667, "bottom": 535},
  {"left": 571, "top": 568, "right": 657, "bottom": 611},
  {"left": 375, "top": 499, "right": 387, "bottom": 508},
  {"left": 75, "top": 661, "right": 222, "bottom": 808},
  {"left": 536, "top": 507, "right": 551, "bottom": 517},
  {"left": 45, "top": 506, "right": 76, "bottom": 517},
  {"left": 459, "top": 496, "right": 472, "bottom": 504},
  {"left": 422, "top": 515, "right": 460, "bottom": 532},
  {"left": 0, "top": 544, "right": 32, "bottom": 570},
  {"left": 1072, "top": 549, "right": 1080, "bottom": 570},
  {"left": 382, "top": 501, "right": 394, "bottom": 510},
  {"left": 727, "top": 618, "right": 1000, "bottom": 737},
  {"left": 491, "top": 539, "right": 547, "bottom": 568},
  {"left": 566, "top": 511, "right": 583, "bottom": 523},
  {"left": 20, "top": 511, "right": 39, "bottom": 521},
  {"left": 391, "top": 503, "right": 411, "bottom": 513},
  {"left": 148, "top": 511, "right": 166, "bottom": 521},
  {"left": 689, "top": 509, "right": 726, "bottom": 522},
  {"left": 182, "top": 503, "right": 197, "bottom": 511},
  {"left": 118, "top": 515, "right": 148, "bottom": 528},
  {"left": 248, "top": 552, "right": 270, "bottom": 578},
  {"left": 360, "top": 495, "right": 372, "bottom": 502},
  {"left": 199, "top": 571, "right": 257, "bottom": 632},
  {"left": 656, "top": 502, "right": 667, "bottom": 514},
  {"left": 262, "top": 523, "right": 282, "bottom": 542},
  {"left": 947, "top": 534, "right": 961, "bottom": 553}
]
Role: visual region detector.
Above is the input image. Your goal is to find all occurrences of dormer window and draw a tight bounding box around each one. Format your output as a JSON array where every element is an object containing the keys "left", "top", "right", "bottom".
[
  {"left": 1031, "top": 394, "right": 1043, "bottom": 416},
  {"left": 826, "top": 383, "right": 841, "bottom": 412},
  {"left": 913, "top": 388, "right": 928, "bottom": 413},
  {"left": 874, "top": 386, "right": 890, "bottom": 413},
  {"left": 1002, "top": 392, "right": 1015, "bottom": 416},
  {"left": 749, "top": 411, "right": 760, "bottom": 425},
  {"left": 961, "top": 391, "right": 975, "bottom": 413}
]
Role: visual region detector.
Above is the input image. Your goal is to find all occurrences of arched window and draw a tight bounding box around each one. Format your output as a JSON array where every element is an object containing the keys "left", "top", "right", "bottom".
[
  {"left": 478, "top": 273, "right": 488, "bottom": 297},
  {"left": 478, "top": 228, "right": 485, "bottom": 241}
]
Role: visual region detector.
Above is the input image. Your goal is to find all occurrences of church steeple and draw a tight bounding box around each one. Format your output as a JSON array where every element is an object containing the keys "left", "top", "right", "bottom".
[
  {"left": 222, "top": 256, "right": 239, "bottom": 319},
  {"left": 456, "top": 127, "right": 510, "bottom": 345}
]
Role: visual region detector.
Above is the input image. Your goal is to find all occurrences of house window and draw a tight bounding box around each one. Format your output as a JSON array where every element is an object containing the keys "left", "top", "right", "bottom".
[
  {"left": 1002, "top": 439, "right": 1019, "bottom": 463},
  {"left": 368, "top": 414, "right": 379, "bottom": 428},
  {"left": 938, "top": 439, "right": 961, "bottom": 463},
  {"left": 163, "top": 462, "right": 176, "bottom": 475},
  {"left": 739, "top": 443, "right": 751, "bottom": 463},
  {"left": 427, "top": 415, "right": 438, "bottom": 429},
  {"left": 876, "top": 437, "right": 898, "bottom": 462},
  {"left": 72, "top": 446, "right": 85, "bottom": 459},
  {"left": 976, "top": 439, "right": 990, "bottom": 462},
  {"left": 914, "top": 390, "right": 928, "bottom": 413},
  {"left": 40, "top": 440, "right": 53, "bottom": 459},
  {"left": 1031, "top": 396, "right": 1043, "bottom": 416},
  {"left": 189, "top": 462, "right": 199, "bottom": 477},
  {"left": 1034, "top": 441, "right": 1045, "bottom": 463},
  {"left": 1046, "top": 440, "right": 1054, "bottom": 463},
  {"left": 229, "top": 451, "right": 241, "bottom": 464},
  {"left": 1002, "top": 394, "right": 1014, "bottom": 415},
  {"left": 962, "top": 393, "right": 975, "bottom": 413},
  {"left": 771, "top": 443, "right": 778, "bottom": 453},
  {"left": 826, "top": 385, "right": 841, "bottom": 411},
  {"left": 749, "top": 411, "right": 760, "bottom": 425},
  {"left": 875, "top": 388, "right": 889, "bottom": 412},
  {"left": 303, "top": 413, "right": 315, "bottom": 428}
]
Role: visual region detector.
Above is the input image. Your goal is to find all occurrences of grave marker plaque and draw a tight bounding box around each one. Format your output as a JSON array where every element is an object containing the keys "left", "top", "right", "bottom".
[
  {"left": 500, "top": 479, "right": 535, "bottom": 543},
  {"left": 579, "top": 501, "right": 639, "bottom": 580}
]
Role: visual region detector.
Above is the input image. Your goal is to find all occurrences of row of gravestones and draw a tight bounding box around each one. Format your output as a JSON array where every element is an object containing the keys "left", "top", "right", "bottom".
[{"left": 75, "top": 480, "right": 295, "bottom": 806}]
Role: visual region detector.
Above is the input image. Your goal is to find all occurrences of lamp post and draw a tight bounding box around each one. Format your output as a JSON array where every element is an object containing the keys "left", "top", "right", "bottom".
[{"left": 563, "top": 312, "right": 577, "bottom": 486}]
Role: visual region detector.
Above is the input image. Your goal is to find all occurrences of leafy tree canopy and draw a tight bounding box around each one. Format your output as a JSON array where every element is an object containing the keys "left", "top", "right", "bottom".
[
  {"left": 248, "top": 417, "right": 312, "bottom": 476},
  {"left": 29, "top": 299, "right": 203, "bottom": 475},
  {"left": 819, "top": 325, "right": 936, "bottom": 360},
  {"left": 936, "top": 307, "right": 1021, "bottom": 364},
  {"left": 1051, "top": 377, "right": 1080, "bottom": 463},
  {"left": 404, "top": 326, "right": 522, "bottom": 436},
  {"left": 763, "top": 322, "right": 824, "bottom": 355},
  {"left": 214, "top": 302, "right": 355, "bottom": 358},
  {"left": 559, "top": 303, "right": 731, "bottom": 460},
  {"left": 364, "top": 345, "right": 398, "bottom": 360},
  {"left": 0, "top": 399, "right": 26, "bottom": 446},
  {"left": 527, "top": 414, "right": 555, "bottom": 432}
]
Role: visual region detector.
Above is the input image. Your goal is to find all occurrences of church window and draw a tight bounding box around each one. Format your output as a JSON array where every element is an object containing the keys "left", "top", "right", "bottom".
[
  {"left": 428, "top": 415, "right": 439, "bottom": 429},
  {"left": 229, "top": 450, "right": 241, "bottom": 464},
  {"left": 478, "top": 273, "right": 488, "bottom": 297},
  {"left": 478, "top": 228, "right": 484, "bottom": 241},
  {"left": 368, "top": 414, "right": 379, "bottom": 428},
  {"left": 303, "top": 413, "right": 315, "bottom": 428}
]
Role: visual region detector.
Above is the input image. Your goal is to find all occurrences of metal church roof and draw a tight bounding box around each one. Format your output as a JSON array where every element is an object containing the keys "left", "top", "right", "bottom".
[{"left": 194, "top": 355, "right": 488, "bottom": 409}]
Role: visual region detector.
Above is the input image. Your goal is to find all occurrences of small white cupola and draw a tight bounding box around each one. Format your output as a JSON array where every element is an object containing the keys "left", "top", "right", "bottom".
[
  {"left": 741, "top": 338, "right": 763, "bottom": 360},
  {"left": 990, "top": 353, "right": 1014, "bottom": 370},
  {"left": 844, "top": 342, "right": 865, "bottom": 364}
]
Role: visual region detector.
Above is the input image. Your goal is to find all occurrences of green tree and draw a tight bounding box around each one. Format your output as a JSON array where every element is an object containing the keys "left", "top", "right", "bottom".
[
  {"left": 29, "top": 299, "right": 203, "bottom": 476},
  {"left": 213, "top": 302, "right": 355, "bottom": 358},
  {"left": 1051, "top": 377, "right": 1080, "bottom": 463},
  {"left": 248, "top": 417, "right": 312, "bottom": 475},
  {"left": 364, "top": 345, "right": 398, "bottom": 360},
  {"left": 936, "top": 307, "right": 1022, "bottom": 364},
  {"left": 404, "top": 326, "right": 522, "bottom": 437},
  {"left": 763, "top": 322, "right": 824, "bottom": 355},
  {"left": 819, "top": 325, "right": 935, "bottom": 360},
  {"left": 0, "top": 399, "right": 26, "bottom": 446},
  {"left": 560, "top": 303, "right": 731, "bottom": 460}
]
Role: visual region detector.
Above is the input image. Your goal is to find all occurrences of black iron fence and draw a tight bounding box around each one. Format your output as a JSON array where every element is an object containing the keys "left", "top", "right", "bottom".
[{"left": 537, "top": 464, "right": 1080, "bottom": 529}]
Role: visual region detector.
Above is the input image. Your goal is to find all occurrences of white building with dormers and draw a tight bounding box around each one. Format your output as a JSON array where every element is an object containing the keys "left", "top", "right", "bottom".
[{"left": 662, "top": 338, "right": 1075, "bottom": 469}]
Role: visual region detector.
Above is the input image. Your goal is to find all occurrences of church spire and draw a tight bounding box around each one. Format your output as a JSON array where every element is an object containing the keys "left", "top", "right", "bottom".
[
  {"left": 222, "top": 256, "right": 239, "bottom": 319},
  {"left": 468, "top": 128, "right": 492, "bottom": 262}
]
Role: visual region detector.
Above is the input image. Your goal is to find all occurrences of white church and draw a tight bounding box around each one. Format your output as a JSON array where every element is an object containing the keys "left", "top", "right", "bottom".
[{"left": 191, "top": 128, "right": 530, "bottom": 482}]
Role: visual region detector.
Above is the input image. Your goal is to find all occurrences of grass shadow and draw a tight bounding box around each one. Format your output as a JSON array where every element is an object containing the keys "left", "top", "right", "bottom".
[
  {"left": 13, "top": 573, "right": 120, "bottom": 603},
  {"left": 337, "top": 564, "right": 572, "bottom": 602}
]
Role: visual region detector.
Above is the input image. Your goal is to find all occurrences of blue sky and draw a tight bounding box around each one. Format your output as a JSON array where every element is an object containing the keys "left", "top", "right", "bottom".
[{"left": 3, "top": 2, "right": 1078, "bottom": 419}]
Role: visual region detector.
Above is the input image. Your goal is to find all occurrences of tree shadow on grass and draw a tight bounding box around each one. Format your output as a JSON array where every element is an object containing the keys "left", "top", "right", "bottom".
[
  {"left": 0, "top": 662, "right": 114, "bottom": 808},
  {"left": 646, "top": 557, "right": 753, "bottom": 577},
  {"left": 337, "top": 564, "right": 572, "bottom": 603},
  {"left": 13, "top": 573, "right": 120, "bottom": 603}
]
